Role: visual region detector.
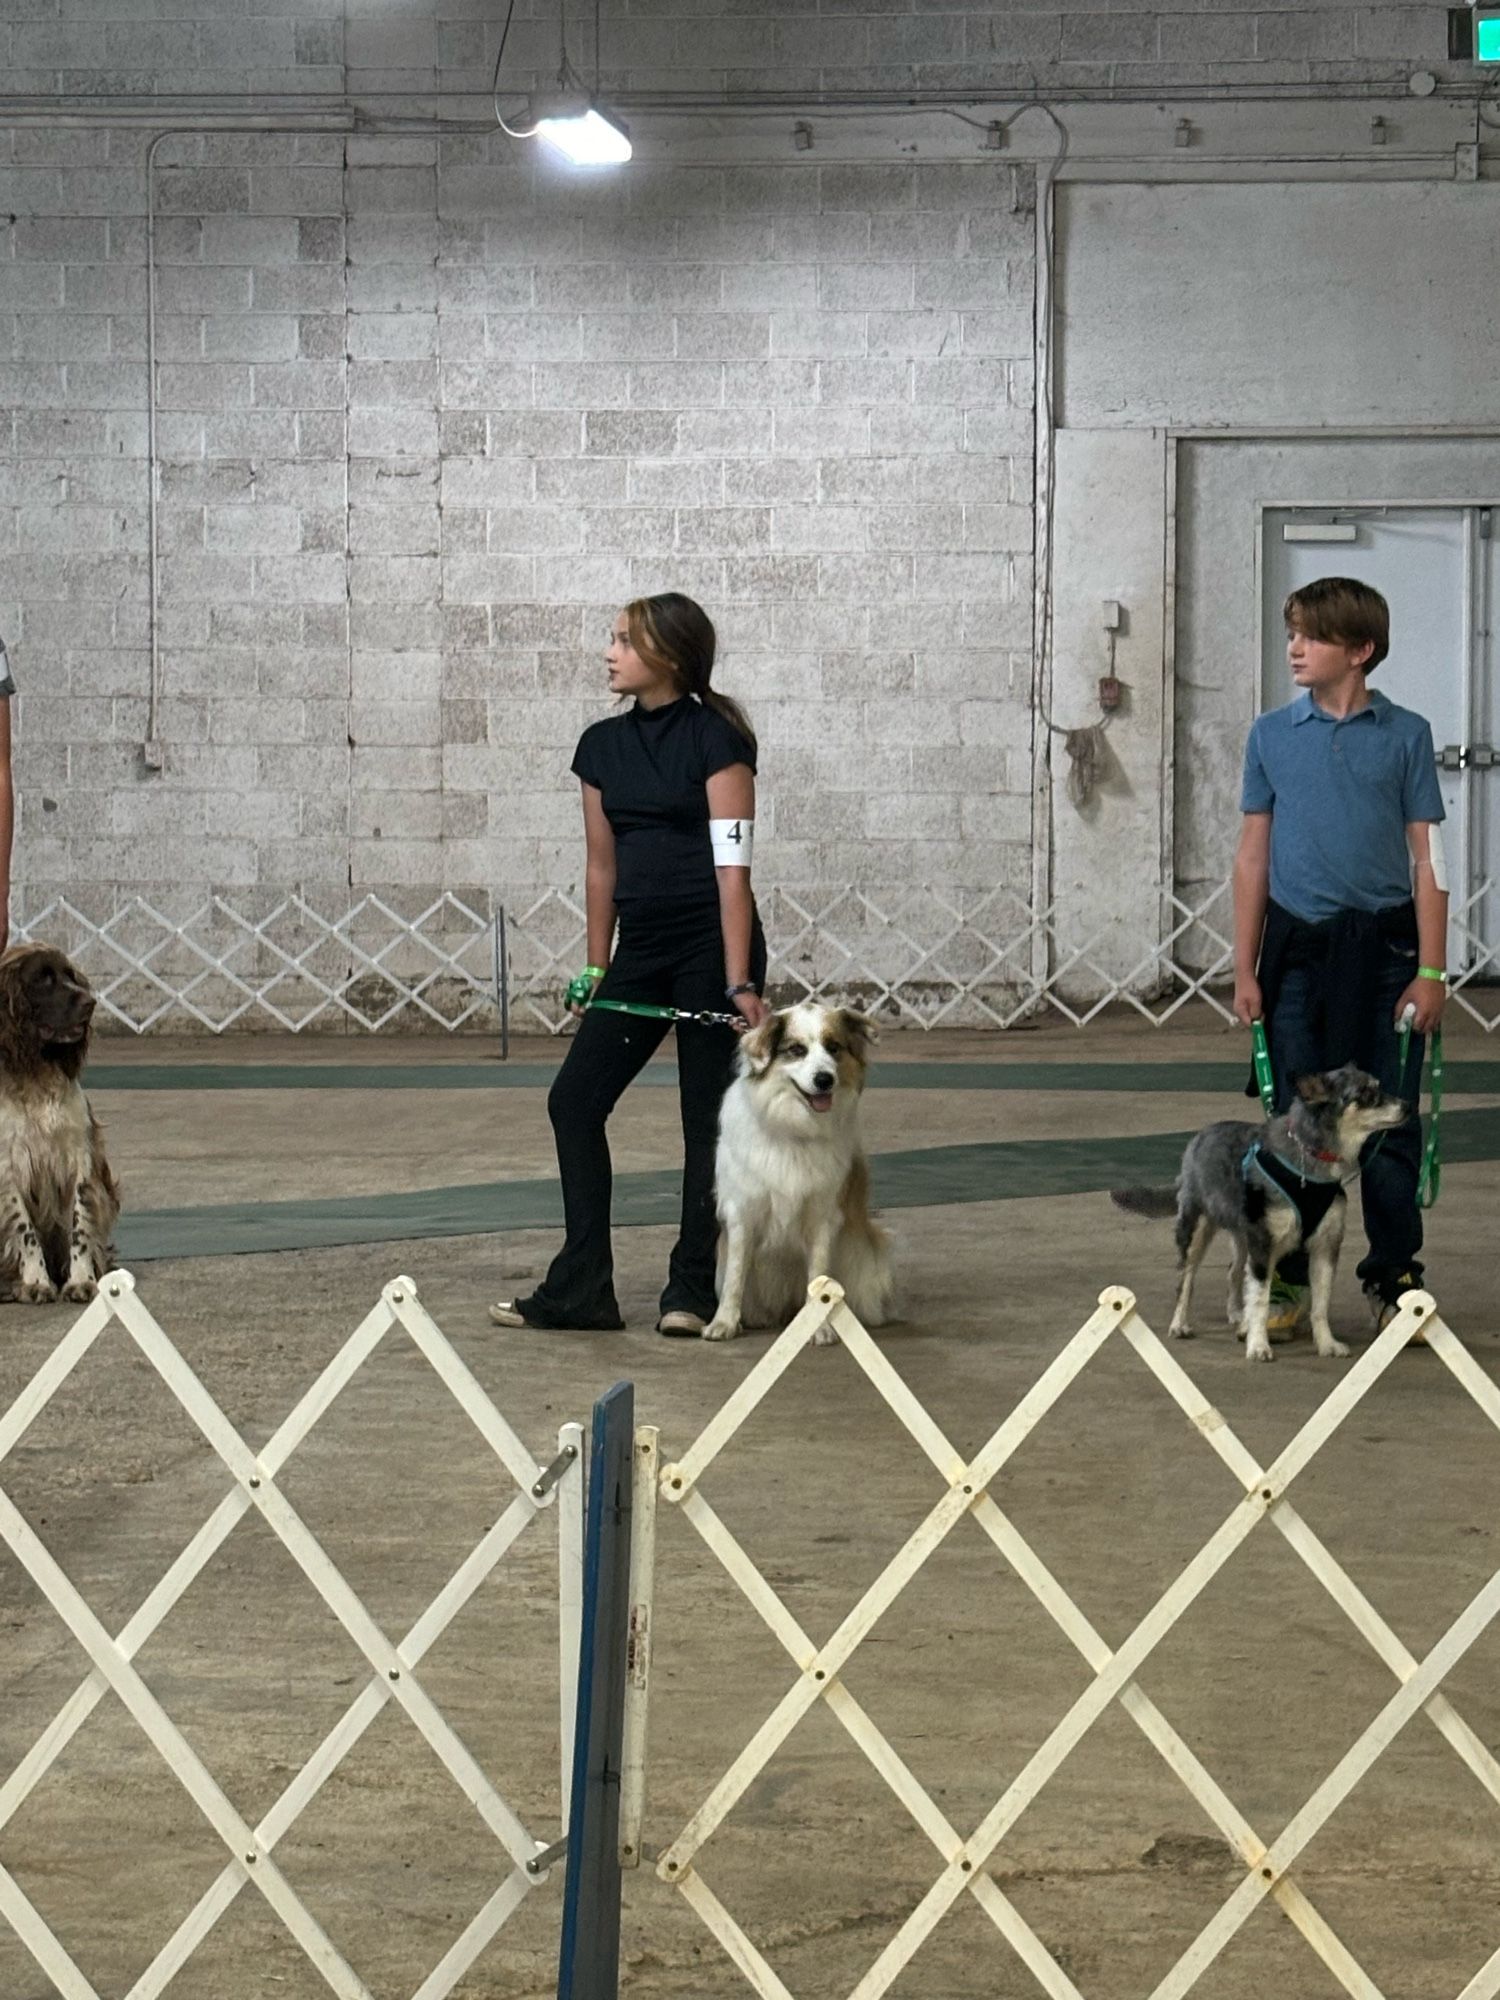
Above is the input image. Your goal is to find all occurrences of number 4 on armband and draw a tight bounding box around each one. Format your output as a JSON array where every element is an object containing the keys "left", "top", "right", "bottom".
[{"left": 726, "top": 822, "right": 742, "bottom": 843}]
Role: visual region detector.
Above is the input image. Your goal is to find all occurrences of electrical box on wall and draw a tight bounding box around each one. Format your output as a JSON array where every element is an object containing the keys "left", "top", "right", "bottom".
[{"left": 1449, "top": 7, "right": 1500, "bottom": 60}]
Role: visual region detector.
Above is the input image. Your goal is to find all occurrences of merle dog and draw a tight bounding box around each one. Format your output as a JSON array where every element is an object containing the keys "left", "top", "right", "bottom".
[{"left": 1111, "top": 1064, "right": 1409, "bottom": 1363}]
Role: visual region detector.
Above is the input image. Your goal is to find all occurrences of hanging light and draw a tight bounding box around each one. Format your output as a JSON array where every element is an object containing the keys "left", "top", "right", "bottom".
[
  {"left": 529, "top": 91, "right": 632, "bottom": 167},
  {"left": 492, "top": 0, "right": 632, "bottom": 168}
]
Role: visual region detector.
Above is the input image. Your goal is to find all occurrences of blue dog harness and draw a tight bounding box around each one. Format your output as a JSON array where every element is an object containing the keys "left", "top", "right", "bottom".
[{"left": 1242, "top": 1143, "right": 1344, "bottom": 1236}]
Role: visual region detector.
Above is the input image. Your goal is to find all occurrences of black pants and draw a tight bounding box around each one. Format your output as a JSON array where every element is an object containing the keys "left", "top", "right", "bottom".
[
  {"left": 518, "top": 900, "right": 766, "bottom": 1328},
  {"left": 1269, "top": 943, "right": 1425, "bottom": 1293}
]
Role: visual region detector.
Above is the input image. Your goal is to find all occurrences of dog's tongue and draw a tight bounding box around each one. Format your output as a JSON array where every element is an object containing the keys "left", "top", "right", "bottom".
[{"left": 807, "top": 1090, "right": 834, "bottom": 1113}]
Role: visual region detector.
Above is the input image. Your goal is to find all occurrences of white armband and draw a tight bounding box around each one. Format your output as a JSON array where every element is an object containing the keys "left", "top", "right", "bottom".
[
  {"left": 1426, "top": 822, "right": 1449, "bottom": 892},
  {"left": 710, "top": 817, "right": 754, "bottom": 867}
]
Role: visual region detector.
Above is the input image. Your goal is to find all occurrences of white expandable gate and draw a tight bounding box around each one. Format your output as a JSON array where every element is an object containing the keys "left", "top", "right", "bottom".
[
  {"left": 648, "top": 1280, "right": 1500, "bottom": 2000},
  {"left": 6, "top": 1273, "right": 1498, "bottom": 2000},
  {"left": 0, "top": 1273, "right": 584, "bottom": 2000},
  {"left": 505, "top": 881, "right": 1500, "bottom": 1034}
]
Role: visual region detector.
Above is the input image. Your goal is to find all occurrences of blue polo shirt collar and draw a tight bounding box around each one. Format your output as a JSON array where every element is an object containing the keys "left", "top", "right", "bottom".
[{"left": 1291, "top": 688, "right": 1392, "bottom": 727}]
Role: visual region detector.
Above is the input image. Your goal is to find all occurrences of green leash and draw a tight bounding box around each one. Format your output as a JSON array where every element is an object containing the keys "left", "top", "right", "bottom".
[
  {"left": 1251, "top": 1018, "right": 1276, "bottom": 1117},
  {"left": 1249, "top": 1016, "right": 1441, "bottom": 1208},
  {"left": 1415, "top": 1024, "right": 1442, "bottom": 1209},
  {"left": 562, "top": 968, "right": 743, "bottom": 1030},
  {"left": 586, "top": 996, "right": 745, "bottom": 1030}
]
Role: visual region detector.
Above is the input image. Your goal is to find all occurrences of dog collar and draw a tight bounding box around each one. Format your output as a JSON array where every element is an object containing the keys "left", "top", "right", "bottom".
[{"left": 1260, "top": 1140, "right": 1353, "bottom": 1187}]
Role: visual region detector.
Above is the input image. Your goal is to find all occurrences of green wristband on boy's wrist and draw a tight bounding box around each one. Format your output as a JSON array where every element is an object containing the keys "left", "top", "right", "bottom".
[
  {"left": 1417, "top": 966, "right": 1448, "bottom": 983},
  {"left": 581, "top": 964, "right": 606, "bottom": 979}
]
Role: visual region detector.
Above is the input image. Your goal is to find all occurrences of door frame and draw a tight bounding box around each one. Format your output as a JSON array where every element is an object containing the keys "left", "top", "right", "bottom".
[{"left": 1255, "top": 497, "right": 1496, "bottom": 962}]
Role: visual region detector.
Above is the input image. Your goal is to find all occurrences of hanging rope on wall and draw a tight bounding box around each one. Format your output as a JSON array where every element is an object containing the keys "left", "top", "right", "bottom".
[{"left": 1060, "top": 724, "right": 1108, "bottom": 807}]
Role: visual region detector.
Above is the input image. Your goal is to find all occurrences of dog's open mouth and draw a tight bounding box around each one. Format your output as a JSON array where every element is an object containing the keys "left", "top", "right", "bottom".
[{"left": 796, "top": 1084, "right": 835, "bottom": 1114}]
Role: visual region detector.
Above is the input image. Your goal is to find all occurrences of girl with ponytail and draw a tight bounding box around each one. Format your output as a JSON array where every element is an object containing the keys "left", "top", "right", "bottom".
[{"left": 489, "top": 593, "right": 767, "bottom": 1337}]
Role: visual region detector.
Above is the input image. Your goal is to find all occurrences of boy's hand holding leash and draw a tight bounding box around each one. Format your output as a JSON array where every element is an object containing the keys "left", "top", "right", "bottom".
[
  {"left": 1232, "top": 973, "right": 1263, "bottom": 1030},
  {"left": 1396, "top": 967, "right": 1447, "bottom": 1035}
]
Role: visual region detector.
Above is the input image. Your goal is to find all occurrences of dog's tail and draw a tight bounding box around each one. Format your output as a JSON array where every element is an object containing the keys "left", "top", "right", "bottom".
[{"left": 1109, "top": 1186, "right": 1179, "bottom": 1219}]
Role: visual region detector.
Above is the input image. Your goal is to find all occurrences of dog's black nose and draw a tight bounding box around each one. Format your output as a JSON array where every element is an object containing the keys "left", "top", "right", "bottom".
[{"left": 812, "top": 1070, "right": 835, "bottom": 1091}]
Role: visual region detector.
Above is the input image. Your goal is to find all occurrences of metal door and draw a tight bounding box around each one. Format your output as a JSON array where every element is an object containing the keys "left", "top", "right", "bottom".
[{"left": 1262, "top": 505, "right": 1497, "bottom": 975}]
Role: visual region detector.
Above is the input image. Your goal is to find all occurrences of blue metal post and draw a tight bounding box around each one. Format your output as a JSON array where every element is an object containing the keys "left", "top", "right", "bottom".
[{"left": 557, "top": 1381, "right": 633, "bottom": 2000}]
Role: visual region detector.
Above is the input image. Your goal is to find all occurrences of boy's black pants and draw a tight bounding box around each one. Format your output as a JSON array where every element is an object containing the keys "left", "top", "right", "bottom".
[
  {"left": 1267, "top": 932, "right": 1425, "bottom": 1294},
  {"left": 518, "top": 900, "right": 766, "bottom": 1328}
]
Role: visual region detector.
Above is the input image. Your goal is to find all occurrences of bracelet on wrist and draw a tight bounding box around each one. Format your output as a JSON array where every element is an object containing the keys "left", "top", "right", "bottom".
[
  {"left": 725, "top": 982, "right": 757, "bottom": 1000},
  {"left": 1417, "top": 966, "right": 1448, "bottom": 984}
]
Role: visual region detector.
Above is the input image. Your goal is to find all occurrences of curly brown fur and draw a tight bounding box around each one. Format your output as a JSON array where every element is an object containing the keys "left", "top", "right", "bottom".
[{"left": 0, "top": 945, "right": 120, "bottom": 1304}]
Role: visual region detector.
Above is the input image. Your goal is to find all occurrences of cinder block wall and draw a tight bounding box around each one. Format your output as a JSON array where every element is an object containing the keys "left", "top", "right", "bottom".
[{"left": 0, "top": 0, "right": 1464, "bottom": 944}]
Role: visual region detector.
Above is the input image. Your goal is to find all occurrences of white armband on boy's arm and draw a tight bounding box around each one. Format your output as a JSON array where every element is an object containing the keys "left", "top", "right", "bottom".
[
  {"left": 710, "top": 818, "right": 753, "bottom": 867},
  {"left": 1418, "top": 823, "right": 1448, "bottom": 892}
]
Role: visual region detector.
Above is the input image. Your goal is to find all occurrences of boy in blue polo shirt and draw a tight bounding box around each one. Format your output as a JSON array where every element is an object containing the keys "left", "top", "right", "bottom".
[{"left": 1232, "top": 577, "right": 1448, "bottom": 1333}]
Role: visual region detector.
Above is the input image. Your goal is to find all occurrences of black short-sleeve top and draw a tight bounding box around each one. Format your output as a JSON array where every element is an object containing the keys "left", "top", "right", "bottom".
[{"left": 571, "top": 695, "right": 755, "bottom": 908}]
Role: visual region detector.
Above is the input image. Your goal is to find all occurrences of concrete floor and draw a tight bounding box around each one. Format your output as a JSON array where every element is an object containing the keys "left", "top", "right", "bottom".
[{"left": 2, "top": 1018, "right": 1498, "bottom": 2000}]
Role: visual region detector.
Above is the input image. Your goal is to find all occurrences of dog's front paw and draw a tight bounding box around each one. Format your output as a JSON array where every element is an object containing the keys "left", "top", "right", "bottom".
[
  {"left": 1244, "top": 1338, "right": 1274, "bottom": 1363},
  {"left": 1167, "top": 1320, "right": 1195, "bottom": 1341},
  {"left": 62, "top": 1276, "right": 97, "bottom": 1304},
  {"left": 811, "top": 1323, "right": 841, "bottom": 1347},
  {"left": 1315, "top": 1335, "right": 1351, "bottom": 1359},
  {"left": 701, "top": 1316, "right": 741, "bottom": 1343},
  {"left": 18, "top": 1276, "right": 58, "bottom": 1304}
]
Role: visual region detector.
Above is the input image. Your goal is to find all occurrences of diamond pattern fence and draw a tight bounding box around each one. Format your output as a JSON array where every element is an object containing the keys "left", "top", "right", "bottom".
[
  {"left": 14, "top": 878, "right": 1500, "bottom": 1034},
  {"left": 507, "top": 877, "right": 1500, "bottom": 1034},
  {"left": 651, "top": 1278, "right": 1499, "bottom": 2000},
  {"left": 14, "top": 892, "right": 502, "bottom": 1034},
  {"left": 0, "top": 1272, "right": 585, "bottom": 2000}
]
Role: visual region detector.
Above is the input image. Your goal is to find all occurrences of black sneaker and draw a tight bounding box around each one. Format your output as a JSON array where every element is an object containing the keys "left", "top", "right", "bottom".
[{"left": 1362, "top": 1272, "right": 1422, "bottom": 1337}]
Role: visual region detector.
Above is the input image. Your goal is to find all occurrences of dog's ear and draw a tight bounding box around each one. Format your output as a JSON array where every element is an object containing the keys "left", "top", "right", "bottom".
[
  {"left": 0, "top": 951, "right": 36, "bottom": 1072},
  {"left": 740, "top": 1011, "right": 785, "bottom": 1076},
  {"left": 832, "top": 1008, "right": 877, "bottom": 1057},
  {"left": 1294, "top": 1071, "right": 1332, "bottom": 1105}
]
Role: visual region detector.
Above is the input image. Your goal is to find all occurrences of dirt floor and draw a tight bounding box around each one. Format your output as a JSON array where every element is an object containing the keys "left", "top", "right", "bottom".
[{"left": 2, "top": 1014, "right": 1498, "bottom": 2000}]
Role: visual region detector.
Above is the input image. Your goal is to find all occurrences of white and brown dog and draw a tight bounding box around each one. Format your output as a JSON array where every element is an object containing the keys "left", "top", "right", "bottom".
[{"left": 704, "top": 1002, "right": 894, "bottom": 1345}]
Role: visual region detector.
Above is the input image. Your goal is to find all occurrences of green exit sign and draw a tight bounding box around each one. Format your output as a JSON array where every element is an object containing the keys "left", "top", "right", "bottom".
[{"left": 1452, "top": 6, "right": 1500, "bottom": 58}]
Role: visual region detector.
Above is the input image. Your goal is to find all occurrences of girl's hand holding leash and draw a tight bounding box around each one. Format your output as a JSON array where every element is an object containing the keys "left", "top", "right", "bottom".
[
  {"left": 565, "top": 965, "right": 606, "bottom": 1018},
  {"left": 730, "top": 989, "right": 770, "bottom": 1032},
  {"left": 1232, "top": 974, "right": 1262, "bottom": 1029}
]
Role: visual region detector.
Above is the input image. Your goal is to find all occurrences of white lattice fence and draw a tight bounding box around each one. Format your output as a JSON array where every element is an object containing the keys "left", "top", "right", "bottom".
[
  {"left": 651, "top": 1278, "right": 1499, "bottom": 2000},
  {"left": 505, "top": 882, "right": 1245, "bottom": 1033},
  {"left": 14, "top": 893, "right": 501, "bottom": 1034},
  {"left": 503, "top": 877, "right": 1500, "bottom": 1033},
  {"left": 15, "top": 879, "right": 1500, "bottom": 1034},
  {"left": 0, "top": 1272, "right": 584, "bottom": 2000}
]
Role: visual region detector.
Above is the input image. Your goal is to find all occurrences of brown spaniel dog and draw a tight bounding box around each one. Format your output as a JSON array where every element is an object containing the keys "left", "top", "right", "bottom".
[{"left": 0, "top": 944, "right": 119, "bottom": 1303}]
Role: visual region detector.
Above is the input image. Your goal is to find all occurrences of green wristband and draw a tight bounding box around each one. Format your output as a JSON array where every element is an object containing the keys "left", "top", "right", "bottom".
[
  {"left": 564, "top": 967, "right": 606, "bottom": 1010},
  {"left": 1417, "top": 966, "right": 1447, "bottom": 983}
]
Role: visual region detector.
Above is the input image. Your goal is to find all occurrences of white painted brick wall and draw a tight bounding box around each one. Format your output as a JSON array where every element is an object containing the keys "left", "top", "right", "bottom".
[
  {"left": 2, "top": 120, "right": 1040, "bottom": 925},
  {"left": 0, "top": 0, "right": 1474, "bottom": 978}
]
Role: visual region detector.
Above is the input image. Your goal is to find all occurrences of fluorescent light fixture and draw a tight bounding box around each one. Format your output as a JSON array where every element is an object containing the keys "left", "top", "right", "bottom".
[
  {"left": 1478, "top": 7, "right": 1500, "bottom": 59},
  {"left": 530, "top": 93, "right": 631, "bottom": 166},
  {"left": 1283, "top": 523, "right": 1358, "bottom": 543}
]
